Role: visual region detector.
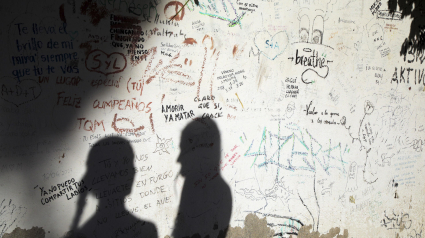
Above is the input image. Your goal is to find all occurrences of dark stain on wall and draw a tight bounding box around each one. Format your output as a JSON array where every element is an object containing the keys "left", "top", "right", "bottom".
[
  {"left": 3, "top": 227, "right": 45, "bottom": 238},
  {"left": 225, "top": 213, "right": 274, "bottom": 238},
  {"left": 290, "top": 225, "right": 349, "bottom": 238}
]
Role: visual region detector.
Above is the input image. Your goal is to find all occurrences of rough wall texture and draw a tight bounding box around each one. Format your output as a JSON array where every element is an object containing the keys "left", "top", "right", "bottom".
[
  {"left": 226, "top": 214, "right": 274, "bottom": 238},
  {"left": 293, "top": 225, "right": 348, "bottom": 238},
  {"left": 3, "top": 227, "right": 45, "bottom": 238}
]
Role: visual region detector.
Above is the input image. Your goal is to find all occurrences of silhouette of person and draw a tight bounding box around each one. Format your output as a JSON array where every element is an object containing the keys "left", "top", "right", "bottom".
[
  {"left": 172, "top": 118, "right": 232, "bottom": 238},
  {"left": 66, "top": 137, "right": 158, "bottom": 238}
]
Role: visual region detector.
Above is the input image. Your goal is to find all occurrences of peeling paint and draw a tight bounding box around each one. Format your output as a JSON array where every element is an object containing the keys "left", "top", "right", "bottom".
[
  {"left": 291, "top": 225, "right": 348, "bottom": 238},
  {"left": 3, "top": 227, "right": 45, "bottom": 238},
  {"left": 226, "top": 213, "right": 274, "bottom": 238}
]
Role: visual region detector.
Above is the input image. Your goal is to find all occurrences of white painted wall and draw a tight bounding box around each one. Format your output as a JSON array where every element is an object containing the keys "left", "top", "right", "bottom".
[{"left": 0, "top": 0, "right": 424, "bottom": 237}]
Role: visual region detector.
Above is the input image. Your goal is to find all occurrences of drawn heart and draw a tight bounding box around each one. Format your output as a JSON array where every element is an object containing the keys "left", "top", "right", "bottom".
[
  {"left": 85, "top": 49, "right": 127, "bottom": 75},
  {"left": 254, "top": 31, "right": 289, "bottom": 60},
  {"left": 0, "top": 78, "right": 42, "bottom": 107}
]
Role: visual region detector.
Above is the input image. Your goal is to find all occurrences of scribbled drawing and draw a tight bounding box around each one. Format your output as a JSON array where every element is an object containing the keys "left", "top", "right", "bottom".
[
  {"left": 236, "top": 174, "right": 293, "bottom": 205},
  {"left": 247, "top": 211, "right": 304, "bottom": 237},
  {"left": 0, "top": 199, "right": 27, "bottom": 237},
  {"left": 406, "top": 225, "right": 425, "bottom": 238},
  {"left": 249, "top": 46, "right": 261, "bottom": 63},
  {"left": 111, "top": 113, "right": 145, "bottom": 135},
  {"left": 311, "top": 15, "right": 324, "bottom": 44},
  {"left": 342, "top": 100, "right": 380, "bottom": 183},
  {"left": 296, "top": 8, "right": 329, "bottom": 46},
  {"left": 377, "top": 107, "right": 414, "bottom": 155},
  {"left": 295, "top": 47, "right": 330, "bottom": 85},
  {"left": 386, "top": 90, "right": 408, "bottom": 105},
  {"left": 254, "top": 31, "right": 289, "bottom": 60},
  {"left": 183, "top": 0, "right": 246, "bottom": 28},
  {"left": 245, "top": 123, "right": 348, "bottom": 174},
  {"left": 299, "top": 13, "right": 310, "bottom": 43},
  {"left": 367, "top": 23, "right": 385, "bottom": 51},
  {"left": 201, "top": 11, "right": 246, "bottom": 28},
  {"left": 297, "top": 180, "right": 320, "bottom": 232},
  {"left": 0, "top": 78, "right": 42, "bottom": 107},
  {"left": 318, "top": 179, "right": 333, "bottom": 195},
  {"left": 365, "top": 20, "right": 391, "bottom": 57},
  {"left": 298, "top": 9, "right": 325, "bottom": 45},
  {"left": 153, "top": 135, "right": 172, "bottom": 155},
  {"left": 285, "top": 102, "right": 296, "bottom": 119},
  {"left": 141, "top": 47, "right": 196, "bottom": 87},
  {"left": 329, "top": 88, "right": 340, "bottom": 105},
  {"left": 236, "top": 188, "right": 265, "bottom": 201},
  {"left": 379, "top": 153, "right": 394, "bottom": 166},
  {"left": 412, "top": 139, "right": 424, "bottom": 152},
  {"left": 380, "top": 210, "right": 412, "bottom": 230},
  {"left": 164, "top": 1, "right": 186, "bottom": 21},
  {"left": 379, "top": 96, "right": 413, "bottom": 138},
  {"left": 294, "top": 0, "right": 337, "bottom": 8},
  {"left": 345, "top": 162, "right": 358, "bottom": 192},
  {"left": 237, "top": 122, "right": 350, "bottom": 232},
  {"left": 288, "top": 6, "right": 336, "bottom": 84},
  {"left": 342, "top": 92, "right": 420, "bottom": 185},
  {"left": 235, "top": 175, "right": 305, "bottom": 235},
  {"left": 85, "top": 50, "right": 127, "bottom": 75},
  {"left": 141, "top": 35, "right": 220, "bottom": 98}
]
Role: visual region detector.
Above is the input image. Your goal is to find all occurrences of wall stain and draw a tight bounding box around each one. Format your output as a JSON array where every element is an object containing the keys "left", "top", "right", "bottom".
[
  {"left": 80, "top": 0, "right": 109, "bottom": 26},
  {"left": 183, "top": 38, "right": 198, "bottom": 45},
  {"left": 233, "top": 45, "right": 238, "bottom": 58},
  {"left": 225, "top": 213, "right": 274, "bottom": 238},
  {"left": 399, "top": 222, "right": 405, "bottom": 232},
  {"left": 290, "top": 225, "right": 348, "bottom": 238},
  {"left": 202, "top": 35, "right": 214, "bottom": 50},
  {"left": 164, "top": 213, "right": 274, "bottom": 237},
  {"left": 256, "top": 59, "right": 269, "bottom": 90},
  {"left": 3, "top": 227, "right": 45, "bottom": 238}
]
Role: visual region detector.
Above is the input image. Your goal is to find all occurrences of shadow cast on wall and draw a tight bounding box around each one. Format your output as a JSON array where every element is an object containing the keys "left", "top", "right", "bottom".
[
  {"left": 65, "top": 137, "right": 158, "bottom": 238},
  {"left": 0, "top": 1, "right": 159, "bottom": 235},
  {"left": 64, "top": 118, "right": 232, "bottom": 238},
  {"left": 173, "top": 118, "right": 232, "bottom": 238}
]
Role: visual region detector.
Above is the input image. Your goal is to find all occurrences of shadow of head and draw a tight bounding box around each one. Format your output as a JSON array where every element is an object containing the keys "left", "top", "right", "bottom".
[
  {"left": 177, "top": 118, "right": 221, "bottom": 177},
  {"left": 173, "top": 118, "right": 232, "bottom": 238},
  {"left": 85, "top": 137, "right": 135, "bottom": 201}
]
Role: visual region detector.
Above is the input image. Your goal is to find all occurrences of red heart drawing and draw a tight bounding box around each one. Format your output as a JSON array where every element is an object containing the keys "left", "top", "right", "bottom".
[
  {"left": 85, "top": 49, "right": 127, "bottom": 75},
  {"left": 0, "top": 78, "right": 42, "bottom": 107}
]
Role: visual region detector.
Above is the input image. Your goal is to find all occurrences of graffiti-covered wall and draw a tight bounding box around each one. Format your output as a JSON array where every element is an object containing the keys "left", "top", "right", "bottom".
[{"left": 0, "top": 0, "right": 424, "bottom": 237}]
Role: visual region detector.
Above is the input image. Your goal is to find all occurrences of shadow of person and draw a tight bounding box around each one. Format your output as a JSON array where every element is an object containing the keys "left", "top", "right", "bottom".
[
  {"left": 172, "top": 118, "right": 232, "bottom": 238},
  {"left": 66, "top": 137, "right": 158, "bottom": 238}
]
